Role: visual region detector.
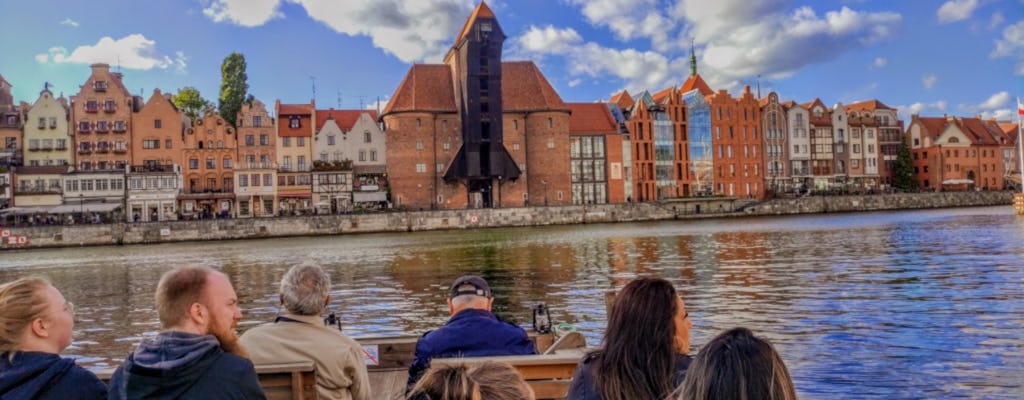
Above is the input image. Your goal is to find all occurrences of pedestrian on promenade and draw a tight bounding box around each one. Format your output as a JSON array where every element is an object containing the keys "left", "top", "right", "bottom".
[
  {"left": 676, "top": 327, "right": 797, "bottom": 400},
  {"left": 0, "top": 277, "right": 107, "bottom": 399},
  {"left": 240, "top": 263, "right": 370, "bottom": 400},
  {"left": 406, "top": 275, "right": 536, "bottom": 392},
  {"left": 567, "top": 276, "right": 694, "bottom": 400},
  {"left": 407, "top": 361, "right": 535, "bottom": 400},
  {"left": 108, "top": 266, "right": 266, "bottom": 399}
]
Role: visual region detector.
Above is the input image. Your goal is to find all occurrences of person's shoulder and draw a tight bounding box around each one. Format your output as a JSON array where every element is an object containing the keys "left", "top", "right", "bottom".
[{"left": 214, "top": 351, "right": 257, "bottom": 374}]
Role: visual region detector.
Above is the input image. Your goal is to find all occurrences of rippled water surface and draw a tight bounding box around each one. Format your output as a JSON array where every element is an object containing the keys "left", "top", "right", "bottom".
[{"left": 2, "top": 206, "right": 1023, "bottom": 398}]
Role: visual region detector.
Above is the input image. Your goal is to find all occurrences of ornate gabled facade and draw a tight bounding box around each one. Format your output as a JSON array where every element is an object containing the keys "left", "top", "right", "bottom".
[
  {"left": 846, "top": 99, "right": 900, "bottom": 187},
  {"left": 803, "top": 98, "right": 834, "bottom": 188},
  {"left": 0, "top": 74, "right": 23, "bottom": 167},
  {"left": 907, "top": 115, "right": 1013, "bottom": 191},
  {"left": 275, "top": 100, "right": 314, "bottom": 214},
  {"left": 180, "top": 112, "right": 237, "bottom": 218},
  {"left": 680, "top": 73, "right": 714, "bottom": 195},
  {"left": 608, "top": 87, "right": 690, "bottom": 201},
  {"left": 567, "top": 102, "right": 626, "bottom": 204},
  {"left": 71, "top": 63, "right": 137, "bottom": 172},
  {"left": 761, "top": 92, "right": 789, "bottom": 195},
  {"left": 23, "top": 89, "right": 72, "bottom": 168},
  {"left": 708, "top": 86, "right": 763, "bottom": 199},
  {"left": 381, "top": 2, "right": 571, "bottom": 210},
  {"left": 235, "top": 99, "right": 278, "bottom": 218},
  {"left": 131, "top": 89, "right": 185, "bottom": 169}
]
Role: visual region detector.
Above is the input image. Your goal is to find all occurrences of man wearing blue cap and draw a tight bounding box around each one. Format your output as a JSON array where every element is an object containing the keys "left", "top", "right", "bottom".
[{"left": 405, "top": 275, "right": 536, "bottom": 391}]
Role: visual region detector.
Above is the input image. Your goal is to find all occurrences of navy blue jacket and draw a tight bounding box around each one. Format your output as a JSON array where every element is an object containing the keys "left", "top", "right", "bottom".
[
  {"left": 406, "top": 308, "right": 536, "bottom": 391},
  {"left": 566, "top": 351, "right": 693, "bottom": 400},
  {"left": 0, "top": 351, "right": 107, "bottom": 400},
  {"left": 107, "top": 331, "right": 266, "bottom": 400}
]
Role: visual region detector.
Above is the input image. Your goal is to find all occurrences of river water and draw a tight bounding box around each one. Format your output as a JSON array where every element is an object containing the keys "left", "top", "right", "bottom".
[{"left": 1, "top": 206, "right": 1022, "bottom": 398}]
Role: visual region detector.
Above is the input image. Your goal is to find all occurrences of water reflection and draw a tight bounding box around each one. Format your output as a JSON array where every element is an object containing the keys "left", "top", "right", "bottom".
[{"left": 0, "top": 206, "right": 1022, "bottom": 397}]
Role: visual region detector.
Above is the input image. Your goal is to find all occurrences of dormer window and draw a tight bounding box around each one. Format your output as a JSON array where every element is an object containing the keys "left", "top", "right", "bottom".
[
  {"left": 94, "top": 81, "right": 107, "bottom": 91},
  {"left": 289, "top": 117, "right": 300, "bottom": 128}
]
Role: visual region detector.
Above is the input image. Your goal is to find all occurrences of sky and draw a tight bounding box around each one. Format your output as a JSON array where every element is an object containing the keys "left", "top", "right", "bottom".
[{"left": 1, "top": 0, "right": 1022, "bottom": 123}]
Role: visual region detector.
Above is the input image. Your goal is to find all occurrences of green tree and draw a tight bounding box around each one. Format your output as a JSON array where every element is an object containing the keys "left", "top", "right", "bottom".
[
  {"left": 171, "top": 87, "right": 212, "bottom": 121},
  {"left": 218, "top": 52, "right": 249, "bottom": 129},
  {"left": 893, "top": 135, "right": 918, "bottom": 192}
]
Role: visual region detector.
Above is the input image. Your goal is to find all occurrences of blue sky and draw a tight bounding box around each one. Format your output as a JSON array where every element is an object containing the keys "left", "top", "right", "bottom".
[{"left": 1, "top": 0, "right": 1022, "bottom": 122}]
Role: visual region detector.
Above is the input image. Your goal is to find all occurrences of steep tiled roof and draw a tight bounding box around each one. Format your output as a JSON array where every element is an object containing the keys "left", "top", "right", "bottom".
[
  {"left": 610, "top": 90, "right": 634, "bottom": 110},
  {"left": 12, "top": 165, "right": 69, "bottom": 175},
  {"left": 567, "top": 103, "right": 617, "bottom": 134},
  {"left": 957, "top": 117, "right": 1003, "bottom": 145},
  {"left": 845, "top": 99, "right": 893, "bottom": 112},
  {"left": 279, "top": 103, "right": 312, "bottom": 115},
  {"left": 453, "top": 1, "right": 496, "bottom": 46},
  {"left": 680, "top": 74, "right": 713, "bottom": 96},
  {"left": 502, "top": 61, "right": 568, "bottom": 112},
  {"left": 917, "top": 117, "right": 948, "bottom": 140},
  {"left": 1000, "top": 123, "right": 1019, "bottom": 144},
  {"left": 801, "top": 98, "right": 832, "bottom": 126},
  {"left": 317, "top": 109, "right": 378, "bottom": 131},
  {"left": 382, "top": 65, "right": 457, "bottom": 115},
  {"left": 780, "top": 100, "right": 796, "bottom": 110},
  {"left": 651, "top": 87, "right": 674, "bottom": 104}
]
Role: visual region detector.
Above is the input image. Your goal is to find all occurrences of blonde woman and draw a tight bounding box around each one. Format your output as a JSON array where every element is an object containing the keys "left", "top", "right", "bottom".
[
  {"left": 0, "top": 277, "right": 107, "bottom": 399},
  {"left": 407, "top": 361, "right": 535, "bottom": 400}
]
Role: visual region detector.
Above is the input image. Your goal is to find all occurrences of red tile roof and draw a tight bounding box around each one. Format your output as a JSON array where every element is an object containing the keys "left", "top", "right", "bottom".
[
  {"left": 845, "top": 99, "right": 893, "bottom": 112},
  {"left": 316, "top": 109, "right": 379, "bottom": 131},
  {"left": 501, "top": 61, "right": 568, "bottom": 112},
  {"left": 801, "top": 98, "right": 832, "bottom": 126},
  {"left": 610, "top": 90, "right": 634, "bottom": 110},
  {"left": 1000, "top": 123, "right": 1019, "bottom": 144},
  {"left": 382, "top": 65, "right": 457, "bottom": 115},
  {"left": 680, "top": 74, "right": 713, "bottom": 96},
  {"left": 957, "top": 117, "right": 1003, "bottom": 145},
  {"left": 567, "top": 103, "right": 617, "bottom": 134},
  {"left": 453, "top": 1, "right": 496, "bottom": 47},
  {"left": 917, "top": 117, "right": 948, "bottom": 140},
  {"left": 651, "top": 87, "right": 674, "bottom": 104},
  {"left": 279, "top": 103, "right": 312, "bottom": 116}
]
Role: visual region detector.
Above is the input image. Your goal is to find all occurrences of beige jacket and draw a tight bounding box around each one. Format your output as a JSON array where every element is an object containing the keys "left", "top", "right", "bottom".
[{"left": 239, "top": 313, "right": 370, "bottom": 400}]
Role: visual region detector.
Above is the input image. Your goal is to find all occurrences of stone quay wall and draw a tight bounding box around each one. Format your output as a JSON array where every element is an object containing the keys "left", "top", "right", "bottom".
[{"left": 0, "top": 191, "right": 1012, "bottom": 250}]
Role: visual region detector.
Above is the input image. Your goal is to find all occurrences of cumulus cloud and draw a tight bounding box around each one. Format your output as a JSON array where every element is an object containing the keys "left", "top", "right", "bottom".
[
  {"left": 567, "top": 78, "right": 582, "bottom": 88},
  {"left": 60, "top": 18, "right": 79, "bottom": 27},
  {"left": 937, "top": 0, "right": 979, "bottom": 24},
  {"left": 922, "top": 74, "right": 938, "bottom": 89},
  {"left": 566, "top": 0, "right": 677, "bottom": 51},
  {"left": 35, "top": 35, "right": 187, "bottom": 72},
  {"left": 517, "top": 25, "right": 583, "bottom": 55},
  {"left": 203, "top": 0, "right": 283, "bottom": 27},
  {"left": 989, "top": 12, "right": 1005, "bottom": 30},
  {"left": 991, "top": 20, "right": 1024, "bottom": 75},
  {"left": 365, "top": 97, "right": 389, "bottom": 111},
  {"left": 873, "top": 57, "right": 887, "bottom": 68},
  {"left": 958, "top": 91, "right": 1015, "bottom": 120},
  {"left": 896, "top": 100, "right": 947, "bottom": 119}
]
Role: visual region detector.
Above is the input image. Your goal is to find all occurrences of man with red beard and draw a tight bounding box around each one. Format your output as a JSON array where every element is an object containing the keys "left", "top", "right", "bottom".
[{"left": 108, "top": 266, "right": 266, "bottom": 399}]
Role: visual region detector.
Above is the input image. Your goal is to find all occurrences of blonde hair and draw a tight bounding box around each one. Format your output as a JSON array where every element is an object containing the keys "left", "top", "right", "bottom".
[
  {"left": 407, "top": 362, "right": 534, "bottom": 400},
  {"left": 0, "top": 277, "right": 52, "bottom": 353}
]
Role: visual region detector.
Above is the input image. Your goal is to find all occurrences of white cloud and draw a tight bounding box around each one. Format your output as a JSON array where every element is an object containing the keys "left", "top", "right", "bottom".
[
  {"left": 35, "top": 35, "right": 187, "bottom": 72},
  {"left": 989, "top": 12, "right": 1005, "bottom": 30},
  {"left": 958, "top": 91, "right": 1014, "bottom": 120},
  {"left": 873, "top": 57, "right": 887, "bottom": 68},
  {"left": 60, "top": 18, "right": 79, "bottom": 27},
  {"left": 366, "top": 97, "right": 388, "bottom": 111},
  {"left": 922, "top": 74, "right": 938, "bottom": 89},
  {"left": 991, "top": 20, "right": 1024, "bottom": 75},
  {"left": 937, "top": 0, "right": 980, "bottom": 24},
  {"left": 896, "top": 100, "right": 947, "bottom": 119},
  {"left": 567, "top": 79, "right": 582, "bottom": 88},
  {"left": 203, "top": 0, "right": 283, "bottom": 27},
  {"left": 517, "top": 25, "right": 583, "bottom": 55},
  {"left": 978, "top": 91, "right": 1010, "bottom": 109},
  {"left": 566, "top": 0, "right": 677, "bottom": 51}
]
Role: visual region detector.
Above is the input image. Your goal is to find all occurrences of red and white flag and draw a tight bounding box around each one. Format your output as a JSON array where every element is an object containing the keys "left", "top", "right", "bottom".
[{"left": 1018, "top": 97, "right": 1024, "bottom": 116}]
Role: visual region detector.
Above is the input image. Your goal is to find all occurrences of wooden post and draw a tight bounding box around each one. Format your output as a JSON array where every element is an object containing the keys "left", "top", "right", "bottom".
[{"left": 1014, "top": 193, "right": 1024, "bottom": 215}]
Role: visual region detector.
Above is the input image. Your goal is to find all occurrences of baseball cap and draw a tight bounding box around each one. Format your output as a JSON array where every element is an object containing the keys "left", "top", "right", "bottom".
[{"left": 449, "top": 275, "right": 492, "bottom": 298}]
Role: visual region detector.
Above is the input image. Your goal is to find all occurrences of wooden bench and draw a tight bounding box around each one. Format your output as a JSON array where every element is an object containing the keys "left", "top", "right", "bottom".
[
  {"left": 431, "top": 351, "right": 584, "bottom": 400},
  {"left": 94, "top": 361, "right": 318, "bottom": 400}
]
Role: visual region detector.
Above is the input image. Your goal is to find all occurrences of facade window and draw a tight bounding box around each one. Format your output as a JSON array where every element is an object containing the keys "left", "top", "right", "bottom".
[
  {"left": 283, "top": 156, "right": 292, "bottom": 168},
  {"left": 223, "top": 158, "right": 232, "bottom": 168},
  {"left": 370, "top": 150, "right": 377, "bottom": 162},
  {"left": 239, "top": 174, "right": 248, "bottom": 187},
  {"left": 246, "top": 135, "right": 255, "bottom": 146},
  {"left": 297, "top": 137, "right": 305, "bottom": 147},
  {"left": 320, "top": 152, "right": 328, "bottom": 162},
  {"left": 436, "top": 163, "right": 444, "bottom": 173},
  {"left": 416, "top": 163, "right": 426, "bottom": 173},
  {"left": 154, "top": 119, "right": 162, "bottom": 129},
  {"left": 416, "top": 140, "right": 424, "bottom": 150},
  {"left": 253, "top": 116, "right": 262, "bottom": 127},
  {"left": 165, "top": 139, "right": 172, "bottom": 149},
  {"left": 297, "top": 156, "right": 306, "bottom": 170},
  {"left": 143, "top": 139, "right": 160, "bottom": 149},
  {"left": 364, "top": 131, "right": 372, "bottom": 143},
  {"left": 443, "top": 142, "right": 451, "bottom": 151},
  {"left": 260, "top": 134, "right": 269, "bottom": 145},
  {"left": 283, "top": 137, "right": 291, "bottom": 147},
  {"left": 289, "top": 117, "right": 300, "bottom": 128},
  {"left": 359, "top": 150, "right": 366, "bottom": 161},
  {"left": 251, "top": 173, "right": 261, "bottom": 186},
  {"left": 189, "top": 159, "right": 198, "bottom": 169},
  {"left": 327, "top": 135, "right": 335, "bottom": 145}
]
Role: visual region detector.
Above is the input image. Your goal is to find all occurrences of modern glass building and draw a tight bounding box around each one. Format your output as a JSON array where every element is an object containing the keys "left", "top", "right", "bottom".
[{"left": 682, "top": 89, "right": 713, "bottom": 195}]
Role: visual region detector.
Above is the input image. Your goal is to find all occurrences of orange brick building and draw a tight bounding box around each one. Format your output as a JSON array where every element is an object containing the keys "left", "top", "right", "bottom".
[
  {"left": 275, "top": 100, "right": 315, "bottom": 214},
  {"left": 567, "top": 102, "right": 626, "bottom": 204},
  {"left": 381, "top": 2, "right": 571, "bottom": 210},
  {"left": 608, "top": 87, "right": 690, "bottom": 201},
  {"left": 71, "top": 63, "right": 137, "bottom": 172},
  {"left": 180, "top": 112, "right": 237, "bottom": 217},
  {"left": 907, "top": 115, "right": 1015, "bottom": 191},
  {"left": 131, "top": 89, "right": 184, "bottom": 168},
  {"left": 709, "top": 86, "right": 763, "bottom": 199}
]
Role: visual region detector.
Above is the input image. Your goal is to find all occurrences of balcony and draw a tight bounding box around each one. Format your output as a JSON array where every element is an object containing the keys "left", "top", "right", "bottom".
[
  {"left": 130, "top": 164, "right": 176, "bottom": 173},
  {"left": 15, "top": 186, "right": 62, "bottom": 195},
  {"left": 240, "top": 162, "right": 278, "bottom": 170},
  {"left": 96, "top": 144, "right": 110, "bottom": 153},
  {"left": 104, "top": 104, "right": 117, "bottom": 113},
  {"left": 113, "top": 122, "right": 127, "bottom": 132},
  {"left": 85, "top": 104, "right": 99, "bottom": 113},
  {"left": 78, "top": 148, "right": 92, "bottom": 154},
  {"left": 113, "top": 146, "right": 128, "bottom": 154}
]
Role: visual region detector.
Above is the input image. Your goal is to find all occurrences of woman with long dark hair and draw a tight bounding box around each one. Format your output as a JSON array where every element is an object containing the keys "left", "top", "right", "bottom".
[
  {"left": 676, "top": 327, "right": 797, "bottom": 400},
  {"left": 567, "top": 276, "right": 693, "bottom": 400}
]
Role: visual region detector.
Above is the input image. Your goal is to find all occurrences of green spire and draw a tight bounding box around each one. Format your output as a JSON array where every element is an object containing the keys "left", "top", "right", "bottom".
[{"left": 689, "top": 39, "right": 697, "bottom": 77}]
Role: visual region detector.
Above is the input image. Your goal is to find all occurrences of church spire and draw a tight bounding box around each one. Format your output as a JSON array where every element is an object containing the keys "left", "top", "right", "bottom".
[{"left": 689, "top": 38, "right": 697, "bottom": 77}]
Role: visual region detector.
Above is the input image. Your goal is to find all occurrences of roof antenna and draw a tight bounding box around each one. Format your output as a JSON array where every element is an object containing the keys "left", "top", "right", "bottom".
[
  {"left": 359, "top": 95, "right": 366, "bottom": 110},
  {"left": 337, "top": 90, "right": 342, "bottom": 109},
  {"left": 310, "top": 76, "right": 317, "bottom": 103},
  {"left": 756, "top": 75, "right": 761, "bottom": 98}
]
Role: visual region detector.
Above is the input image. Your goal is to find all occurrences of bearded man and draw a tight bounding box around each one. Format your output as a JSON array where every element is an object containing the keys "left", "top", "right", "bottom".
[{"left": 108, "top": 266, "right": 266, "bottom": 399}]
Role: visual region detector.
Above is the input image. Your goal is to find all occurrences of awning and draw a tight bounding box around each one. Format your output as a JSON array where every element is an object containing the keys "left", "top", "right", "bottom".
[
  {"left": 353, "top": 165, "right": 386, "bottom": 175},
  {"left": 1, "top": 203, "right": 121, "bottom": 215},
  {"left": 941, "top": 179, "right": 974, "bottom": 185},
  {"left": 354, "top": 191, "right": 387, "bottom": 202},
  {"left": 278, "top": 193, "right": 312, "bottom": 198}
]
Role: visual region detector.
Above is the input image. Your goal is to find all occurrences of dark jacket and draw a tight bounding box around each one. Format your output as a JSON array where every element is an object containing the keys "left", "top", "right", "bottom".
[
  {"left": 107, "top": 331, "right": 266, "bottom": 400},
  {"left": 406, "top": 308, "right": 536, "bottom": 391},
  {"left": 0, "top": 351, "right": 107, "bottom": 400},
  {"left": 566, "top": 351, "right": 693, "bottom": 400}
]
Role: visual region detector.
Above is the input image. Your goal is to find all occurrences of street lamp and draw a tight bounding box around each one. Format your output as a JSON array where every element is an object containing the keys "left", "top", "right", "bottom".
[{"left": 78, "top": 193, "right": 83, "bottom": 223}]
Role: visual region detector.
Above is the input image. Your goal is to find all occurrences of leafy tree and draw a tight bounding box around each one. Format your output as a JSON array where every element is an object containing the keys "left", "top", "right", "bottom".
[
  {"left": 171, "top": 87, "right": 212, "bottom": 121},
  {"left": 893, "top": 135, "right": 918, "bottom": 192},
  {"left": 218, "top": 52, "right": 249, "bottom": 128}
]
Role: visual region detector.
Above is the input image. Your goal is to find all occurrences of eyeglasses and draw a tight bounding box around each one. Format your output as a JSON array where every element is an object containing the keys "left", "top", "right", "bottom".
[{"left": 65, "top": 301, "right": 75, "bottom": 316}]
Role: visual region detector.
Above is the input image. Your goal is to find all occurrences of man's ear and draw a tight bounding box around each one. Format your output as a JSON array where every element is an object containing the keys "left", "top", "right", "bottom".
[
  {"left": 486, "top": 297, "right": 494, "bottom": 312},
  {"left": 447, "top": 298, "right": 455, "bottom": 316},
  {"left": 189, "top": 302, "right": 207, "bottom": 328}
]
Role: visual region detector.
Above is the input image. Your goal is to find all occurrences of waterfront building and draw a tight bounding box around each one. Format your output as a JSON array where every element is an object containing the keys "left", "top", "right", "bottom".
[
  {"left": 381, "top": 2, "right": 571, "bottom": 210},
  {"left": 873, "top": 104, "right": 903, "bottom": 187},
  {"left": 606, "top": 91, "right": 634, "bottom": 202},
  {"left": 0, "top": 74, "right": 23, "bottom": 167},
  {"left": 998, "top": 122, "right": 1021, "bottom": 188},
  {"left": 11, "top": 166, "right": 66, "bottom": 207},
  {"left": 131, "top": 89, "right": 185, "bottom": 169},
  {"left": 275, "top": 100, "right": 314, "bottom": 214},
  {"left": 0, "top": 165, "right": 9, "bottom": 209},
  {"left": 314, "top": 109, "right": 386, "bottom": 211},
  {"left": 844, "top": 101, "right": 886, "bottom": 191},
  {"left": 831, "top": 103, "right": 850, "bottom": 191},
  {"left": 760, "top": 92, "right": 790, "bottom": 195},
  {"left": 708, "top": 86, "right": 763, "bottom": 199},
  {"left": 567, "top": 102, "right": 626, "bottom": 204},
  {"left": 63, "top": 169, "right": 126, "bottom": 219},
  {"left": 71, "top": 64, "right": 138, "bottom": 172},
  {"left": 680, "top": 73, "right": 714, "bottom": 196},
  {"left": 126, "top": 164, "right": 181, "bottom": 222},
  {"left": 803, "top": 98, "right": 835, "bottom": 190},
  {"left": 607, "top": 87, "right": 690, "bottom": 201},
  {"left": 907, "top": 115, "right": 1013, "bottom": 191},
  {"left": 23, "top": 88, "right": 72, "bottom": 168},
  {"left": 787, "top": 101, "right": 811, "bottom": 192},
  {"left": 180, "top": 112, "right": 237, "bottom": 218},
  {"left": 235, "top": 99, "right": 277, "bottom": 218}
]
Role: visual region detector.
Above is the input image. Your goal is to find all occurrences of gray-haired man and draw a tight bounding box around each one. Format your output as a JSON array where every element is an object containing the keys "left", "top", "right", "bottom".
[{"left": 239, "top": 264, "right": 369, "bottom": 400}]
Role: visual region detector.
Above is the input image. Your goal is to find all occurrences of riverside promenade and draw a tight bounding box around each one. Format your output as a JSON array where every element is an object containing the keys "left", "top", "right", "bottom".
[{"left": 0, "top": 191, "right": 1012, "bottom": 250}]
